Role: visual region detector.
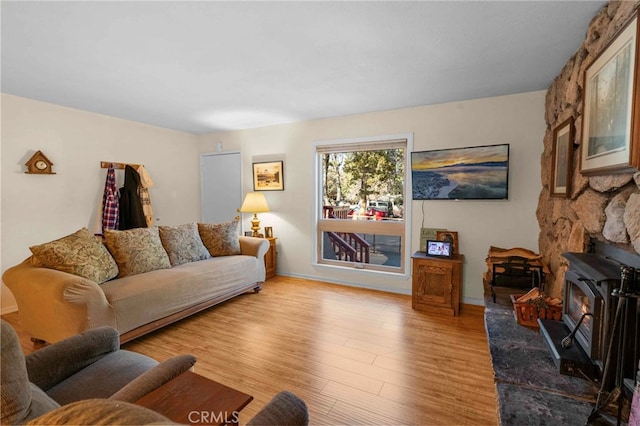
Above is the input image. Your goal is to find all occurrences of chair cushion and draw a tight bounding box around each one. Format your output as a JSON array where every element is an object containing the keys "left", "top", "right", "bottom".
[
  {"left": 159, "top": 223, "right": 210, "bottom": 266},
  {"left": 28, "top": 384, "right": 61, "bottom": 421},
  {"left": 1, "top": 320, "right": 60, "bottom": 424},
  {"left": 104, "top": 227, "right": 171, "bottom": 277},
  {"left": 29, "top": 228, "right": 118, "bottom": 284},
  {"left": 198, "top": 220, "right": 241, "bottom": 257},
  {"left": 45, "top": 350, "right": 158, "bottom": 405}
]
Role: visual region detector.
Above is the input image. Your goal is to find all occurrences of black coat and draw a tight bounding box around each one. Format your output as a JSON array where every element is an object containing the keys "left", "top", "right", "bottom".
[{"left": 119, "top": 165, "right": 148, "bottom": 230}]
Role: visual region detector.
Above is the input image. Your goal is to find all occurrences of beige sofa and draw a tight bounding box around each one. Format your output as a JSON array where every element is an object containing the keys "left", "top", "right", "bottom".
[{"left": 3, "top": 223, "right": 269, "bottom": 344}]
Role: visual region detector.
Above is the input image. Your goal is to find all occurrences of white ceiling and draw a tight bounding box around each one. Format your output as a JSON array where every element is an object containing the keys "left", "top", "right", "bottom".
[{"left": 2, "top": 1, "right": 606, "bottom": 135}]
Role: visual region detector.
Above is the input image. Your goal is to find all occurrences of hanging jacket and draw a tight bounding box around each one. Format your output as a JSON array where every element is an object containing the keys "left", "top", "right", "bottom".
[
  {"left": 136, "top": 164, "right": 154, "bottom": 227},
  {"left": 102, "top": 164, "right": 119, "bottom": 232},
  {"left": 119, "top": 165, "right": 147, "bottom": 230}
]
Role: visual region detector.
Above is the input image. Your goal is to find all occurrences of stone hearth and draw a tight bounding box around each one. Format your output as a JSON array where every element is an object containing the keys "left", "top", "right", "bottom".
[{"left": 484, "top": 283, "right": 599, "bottom": 425}]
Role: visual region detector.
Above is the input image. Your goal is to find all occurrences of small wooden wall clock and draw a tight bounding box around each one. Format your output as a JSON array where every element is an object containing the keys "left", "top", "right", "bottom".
[{"left": 25, "top": 150, "right": 55, "bottom": 174}]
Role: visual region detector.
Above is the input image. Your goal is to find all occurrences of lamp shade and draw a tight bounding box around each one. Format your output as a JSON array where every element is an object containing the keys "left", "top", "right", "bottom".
[{"left": 239, "top": 192, "right": 270, "bottom": 213}]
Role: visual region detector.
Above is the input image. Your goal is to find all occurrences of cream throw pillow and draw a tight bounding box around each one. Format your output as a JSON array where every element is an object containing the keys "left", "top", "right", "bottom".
[
  {"left": 198, "top": 220, "right": 241, "bottom": 257},
  {"left": 159, "top": 223, "right": 210, "bottom": 266},
  {"left": 29, "top": 228, "right": 118, "bottom": 284},
  {"left": 104, "top": 227, "right": 171, "bottom": 277}
]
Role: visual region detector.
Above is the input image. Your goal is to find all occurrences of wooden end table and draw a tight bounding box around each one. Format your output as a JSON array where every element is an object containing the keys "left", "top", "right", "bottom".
[{"left": 135, "top": 371, "right": 253, "bottom": 425}]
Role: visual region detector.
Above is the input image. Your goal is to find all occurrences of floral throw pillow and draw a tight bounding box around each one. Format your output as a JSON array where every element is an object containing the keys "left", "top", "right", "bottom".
[
  {"left": 159, "top": 223, "right": 210, "bottom": 266},
  {"left": 198, "top": 220, "right": 241, "bottom": 257},
  {"left": 29, "top": 228, "right": 118, "bottom": 284},
  {"left": 104, "top": 227, "right": 171, "bottom": 277}
]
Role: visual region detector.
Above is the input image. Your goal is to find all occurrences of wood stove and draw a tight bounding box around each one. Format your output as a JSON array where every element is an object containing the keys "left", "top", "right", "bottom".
[
  {"left": 540, "top": 244, "right": 639, "bottom": 392},
  {"left": 560, "top": 253, "right": 620, "bottom": 371}
]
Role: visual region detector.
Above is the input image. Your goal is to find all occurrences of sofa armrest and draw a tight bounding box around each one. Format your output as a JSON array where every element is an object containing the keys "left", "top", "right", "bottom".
[
  {"left": 25, "top": 327, "right": 120, "bottom": 391},
  {"left": 239, "top": 236, "right": 270, "bottom": 259},
  {"left": 109, "top": 355, "right": 197, "bottom": 403},
  {"left": 2, "top": 257, "right": 117, "bottom": 343},
  {"left": 247, "top": 391, "right": 309, "bottom": 426}
]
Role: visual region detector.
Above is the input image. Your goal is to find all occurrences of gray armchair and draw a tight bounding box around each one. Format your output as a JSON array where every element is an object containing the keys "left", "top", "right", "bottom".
[
  {"left": 1, "top": 320, "right": 309, "bottom": 425},
  {"left": 1, "top": 320, "right": 195, "bottom": 424}
]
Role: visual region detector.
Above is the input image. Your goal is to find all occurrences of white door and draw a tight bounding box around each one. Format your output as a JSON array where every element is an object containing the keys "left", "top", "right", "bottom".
[{"left": 200, "top": 152, "right": 242, "bottom": 223}]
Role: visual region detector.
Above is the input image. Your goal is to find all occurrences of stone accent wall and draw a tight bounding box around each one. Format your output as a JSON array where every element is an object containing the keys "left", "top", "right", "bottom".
[{"left": 539, "top": 1, "right": 640, "bottom": 298}]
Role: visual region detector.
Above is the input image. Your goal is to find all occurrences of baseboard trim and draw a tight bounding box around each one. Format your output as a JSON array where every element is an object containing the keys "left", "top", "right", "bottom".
[
  {"left": 276, "top": 272, "right": 412, "bottom": 295},
  {"left": 276, "top": 272, "right": 486, "bottom": 306},
  {"left": 462, "top": 296, "right": 484, "bottom": 306}
]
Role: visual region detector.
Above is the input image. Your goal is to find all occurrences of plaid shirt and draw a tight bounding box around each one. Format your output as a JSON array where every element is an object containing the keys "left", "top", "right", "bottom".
[{"left": 102, "top": 164, "right": 119, "bottom": 231}]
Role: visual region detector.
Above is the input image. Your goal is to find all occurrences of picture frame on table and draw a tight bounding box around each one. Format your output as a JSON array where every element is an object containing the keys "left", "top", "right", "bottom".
[
  {"left": 551, "top": 117, "right": 574, "bottom": 197},
  {"left": 426, "top": 240, "right": 452, "bottom": 258},
  {"left": 253, "top": 161, "right": 284, "bottom": 191},
  {"left": 436, "top": 231, "right": 458, "bottom": 256},
  {"left": 264, "top": 227, "right": 273, "bottom": 238},
  {"left": 244, "top": 231, "right": 253, "bottom": 237},
  {"left": 581, "top": 12, "right": 640, "bottom": 175}
]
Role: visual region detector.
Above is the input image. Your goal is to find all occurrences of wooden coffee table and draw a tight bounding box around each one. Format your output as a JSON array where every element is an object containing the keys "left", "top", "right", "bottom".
[{"left": 135, "top": 371, "right": 253, "bottom": 425}]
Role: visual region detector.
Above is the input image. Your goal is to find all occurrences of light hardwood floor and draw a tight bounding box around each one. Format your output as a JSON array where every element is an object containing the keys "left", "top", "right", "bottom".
[{"left": 2, "top": 276, "right": 499, "bottom": 425}]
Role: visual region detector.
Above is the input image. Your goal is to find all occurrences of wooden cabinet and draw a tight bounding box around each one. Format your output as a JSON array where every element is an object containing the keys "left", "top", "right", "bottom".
[
  {"left": 411, "top": 252, "right": 464, "bottom": 316},
  {"left": 264, "top": 237, "right": 277, "bottom": 280}
]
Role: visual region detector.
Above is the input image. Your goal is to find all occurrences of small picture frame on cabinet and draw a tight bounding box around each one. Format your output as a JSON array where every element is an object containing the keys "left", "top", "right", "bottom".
[
  {"left": 436, "top": 230, "right": 458, "bottom": 256},
  {"left": 264, "top": 227, "right": 273, "bottom": 238},
  {"left": 426, "top": 240, "right": 452, "bottom": 258},
  {"left": 244, "top": 231, "right": 252, "bottom": 237}
]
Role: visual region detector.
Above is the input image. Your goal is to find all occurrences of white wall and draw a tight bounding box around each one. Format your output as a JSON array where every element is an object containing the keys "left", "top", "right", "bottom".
[
  {"left": 199, "top": 91, "right": 546, "bottom": 304},
  {"left": 1, "top": 94, "right": 202, "bottom": 313},
  {"left": 1, "top": 91, "right": 545, "bottom": 314}
]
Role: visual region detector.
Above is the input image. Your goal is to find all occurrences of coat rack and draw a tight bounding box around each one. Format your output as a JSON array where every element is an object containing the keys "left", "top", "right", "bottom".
[{"left": 100, "top": 161, "right": 142, "bottom": 169}]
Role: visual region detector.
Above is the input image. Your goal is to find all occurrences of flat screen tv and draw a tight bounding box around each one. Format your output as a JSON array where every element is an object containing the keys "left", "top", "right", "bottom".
[{"left": 411, "top": 143, "right": 509, "bottom": 200}]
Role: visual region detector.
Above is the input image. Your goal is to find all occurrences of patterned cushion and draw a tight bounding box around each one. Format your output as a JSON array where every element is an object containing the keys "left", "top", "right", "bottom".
[
  {"left": 28, "top": 399, "right": 173, "bottom": 425},
  {"left": 159, "top": 223, "right": 210, "bottom": 266},
  {"left": 198, "top": 220, "right": 241, "bottom": 257},
  {"left": 29, "top": 228, "right": 118, "bottom": 284},
  {"left": 104, "top": 227, "right": 171, "bottom": 277}
]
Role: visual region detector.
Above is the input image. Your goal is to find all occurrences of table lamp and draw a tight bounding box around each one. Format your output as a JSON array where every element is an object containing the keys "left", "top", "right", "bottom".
[{"left": 238, "top": 192, "right": 270, "bottom": 237}]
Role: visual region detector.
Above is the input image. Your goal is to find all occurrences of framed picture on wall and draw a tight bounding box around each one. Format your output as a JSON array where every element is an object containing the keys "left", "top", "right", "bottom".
[
  {"left": 581, "top": 11, "right": 640, "bottom": 175},
  {"left": 551, "top": 117, "right": 574, "bottom": 197},
  {"left": 253, "top": 161, "right": 284, "bottom": 191},
  {"left": 411, "top": 144, "right": 509, "bottom": 200}
]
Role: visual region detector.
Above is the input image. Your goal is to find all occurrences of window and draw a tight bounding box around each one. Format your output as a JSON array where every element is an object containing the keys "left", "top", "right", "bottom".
[{"left": 314, "top": 135, "right": 412, "bottom": 274}]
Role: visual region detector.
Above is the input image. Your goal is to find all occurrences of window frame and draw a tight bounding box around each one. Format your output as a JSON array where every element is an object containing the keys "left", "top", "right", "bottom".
[{"left": 312, "top": 133, "right": 413, "bottom": 277}]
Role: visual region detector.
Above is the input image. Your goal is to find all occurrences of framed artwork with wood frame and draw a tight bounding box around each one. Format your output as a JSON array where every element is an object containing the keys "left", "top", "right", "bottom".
[
  {"left": 264, "top": 226, "right": 273, "bottom": 238},
  {"left": 551, "top": 117, "right": 574, "bottom": 197},
  {"left": 253, "top": 161, "right": 284, "bottom": 191},
  {"left": 581, "top": 11, "right": 640, "bottom": 175},
  {"left": 436, "top": 230, "right": 458, "bottom": 256}
]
